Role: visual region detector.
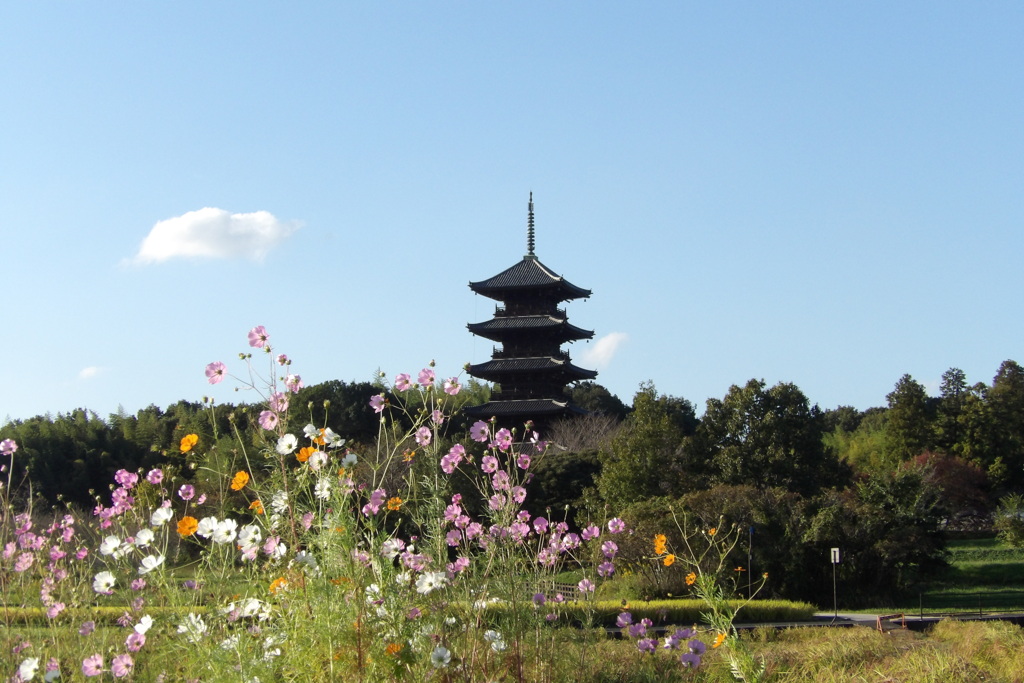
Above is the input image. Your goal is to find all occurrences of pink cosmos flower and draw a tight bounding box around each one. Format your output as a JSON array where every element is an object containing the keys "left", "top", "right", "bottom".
[
  {"left": 601, "top": 540, "right": 619, "bottom": 558},
  {"left": 417, "top": 368, "right": 435, "bottom": 387},
  {"left": 82, "top": 654, "right": 104, "bottom": 677},
  {"left": 470, "top": 421, "right": 490, "bottom": 443},
  {"left": 248, "top": 325, "right": 269, "bottom": 348},
  {"left": 511, "top": 486, "right": 527, "bottom": 504},
  {"left": 492, "top": 428, "right": 513, "bottom": 451},
  {"left": 126, "top": 631, "right": 145, "bottom": 652},
  {"left": 607, "top": 518, "right": 626, "bottom": 534},
  {"left": 276, "top": 354, "right": 289, "bottom": 365},
  {"left": 369, "top": 394, "right": 385, "bottom": 413},
  {"left": 431, "top": 409, "right": 444, "bottom": 425},
  {"left": 598, "top": 561, "right": 615, "bottom": 577},
  {"left": 443, "top": 378, "right": 461, "bottom": 396},
  {"left": 0, "top": 438, "right": 17, "bottom": 456},
  {"left": 516, "top": 453, "right": 531, "bottom": 470},
  {"left": 285, "top": 374, "right": 304, "bottom": 394},
  {"left": 578, "top": 578, "right": 595, "bottom": 593},
  {"left": 394, "top": 373, "right": 412, "bottom": 392},
  {"left": 481, "top": 455, "right": 499, "bottom": 473},
  {"left": 146, "top": 469, "right": 163, "bottom": 485},
  {"left": 111, "top": 654, "right": 133, "bottom": 678},
  {"left": 205, "top": 361, "right": 227, "bottom": 384},
  {"left": 581, "top": 525, "right": 600, "bottom": 541},
  {"left": 415, "top": 426, "right": 432, "bottom": 447},
  {"left": 533, "top": 517, "right": 549, "bottom": 534},
  {"left": 258, "top": 410, "right": 279, "bottom": 430},
  {"left": 269, "top": 391, "right": 289, "bottom": 413},
  {"left": 177, "top": 484, "right": 195, "bottom": 501}
]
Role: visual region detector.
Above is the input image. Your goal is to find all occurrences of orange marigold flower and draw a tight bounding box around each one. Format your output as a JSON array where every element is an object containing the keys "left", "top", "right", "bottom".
[
  {"left": 230, "top": 471, "right": 250, "bottom": 491},
  {"left": 249, "top": 500, "right": 264, "bottom": 514},
  {"left": 269, "top": 576, "right": 289, "bottom": 595},
  {"left": 296, "top": 446, "right": 315, "bottom": 463},
  {"left": 685, "top": 572, "right": 697, "bottom": 586},
  {"left": 707, "top": 527, "right": 717, "bottom": 536},
  {"left": 653, "top": 533, "right": 667, "bottom": 555},
  {"left": 712, "top": 632, "right": 727, "bottom": 649},
  {"left": 177, "top": 516, "right": 199, "bottom": 536},
  {"left": 179, "top": 433, "right": 199, "bottom": 453},
  {"left": 663, "top": 554, "right": 676, "bottom": 567},
  {"left": 385, "top": 643, "right": 403, "bottom": 656},
  {"left": 387, "top": 497, "right": 403, "bottom": 511}
]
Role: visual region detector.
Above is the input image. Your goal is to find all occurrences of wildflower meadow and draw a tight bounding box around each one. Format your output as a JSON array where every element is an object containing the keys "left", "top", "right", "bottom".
[{"left": 5, "top": 326, "right": 1019, "bottom": 682}]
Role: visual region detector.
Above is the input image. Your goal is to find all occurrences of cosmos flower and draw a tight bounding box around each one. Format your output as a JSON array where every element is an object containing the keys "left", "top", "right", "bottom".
[{"left": 205, "top": 361, "right": 227, "bottom": 384}]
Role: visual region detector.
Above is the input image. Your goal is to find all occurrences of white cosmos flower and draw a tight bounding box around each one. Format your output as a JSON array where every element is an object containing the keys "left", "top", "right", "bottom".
[
  {"left": 431, "top": 646, "right": 451, "bottom": 668},
  {"left": 99, "top": 535, "right": 121, "bottom": 556},
  {"left": 196, "top": 516, "right": 219, "bottom": 538},
  {"left": 93, "top": 570, "right": 116, "bottom": 594},
  {"left": 212, "top": 519, "right": 238, "bottom": 544},
  {"left": 341, "top": 453, "right": 358, "bottom": 468},
  {"left": 134, "top": 528, "right": 155, "bottom": 547},
  {"left": 323, "top": 428, "right": 345, "bottom": 448},
  {"left": 138, "top": 554, "right": 165, "bottom": 575},
  {"left": 314, "top": 478, "right": 331, "bottom": 500},
  {"left": 308, "top": 450, "right": 328, "bottom": 471},
  {"left": 303, "top": 424, "right": 319, "bottom": 440},
  {"left": 177, "top": 612, "right": 207, "bottom": 643},
  {"left": 270, "top": 491, "right": 289, "bottom": 515},
  {"left": 238, "top": 524, "right": 262, "bottom": 548},
  {"left": 135, "top": 615, "right": 154, "bottom": 634},
  {"left": 150, "top": 506, "right": 174, "bottom": 527},
  {"left": 415, "top": 571, "right": 447, "bottom": 595},
  {"left": 276, "top": 434, "right": 298, "bottom": 455},
  {"left": 18, "top": 657, "right": 39, "bottom": 681}
]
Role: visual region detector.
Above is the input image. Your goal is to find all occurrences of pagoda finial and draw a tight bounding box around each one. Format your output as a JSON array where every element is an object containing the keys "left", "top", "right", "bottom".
[{"left": 527, "top": 192, "right": 535, "bottom": 257}]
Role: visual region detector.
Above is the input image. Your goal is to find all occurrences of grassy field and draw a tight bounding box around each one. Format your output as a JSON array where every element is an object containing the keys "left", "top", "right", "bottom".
[{"left": 895, "top": 535, "right": 1024, "bottom": 616}]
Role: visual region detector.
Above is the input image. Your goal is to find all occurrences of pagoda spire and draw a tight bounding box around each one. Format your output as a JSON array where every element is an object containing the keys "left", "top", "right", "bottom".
[{"left": 526, "top": 192, "right": 535, "bottom": 258}]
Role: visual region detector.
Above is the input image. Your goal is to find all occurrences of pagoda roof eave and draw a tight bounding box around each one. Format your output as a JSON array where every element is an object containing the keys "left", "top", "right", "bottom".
[
  {"left": 467, "top": 316, "right": 594, "bottom": 342},
  {"left": 469, "top": 256, "right": 591, "bottom": 301},
  {"left": 464, "top": 399, "right": 589, "bottom": 418},
  {"left": 467, "top": 357, "right": 598, "bottom": 381}
]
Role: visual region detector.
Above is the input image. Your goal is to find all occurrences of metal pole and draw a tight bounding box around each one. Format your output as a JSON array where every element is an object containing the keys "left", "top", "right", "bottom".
[{"left": 833, "top": 560, "right": 838, "bottom": 619}]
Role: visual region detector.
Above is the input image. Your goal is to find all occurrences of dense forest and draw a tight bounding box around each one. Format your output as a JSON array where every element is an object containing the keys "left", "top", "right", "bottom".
[{"left": 2, "top": 360, "right": 1022, "bottom": 606}]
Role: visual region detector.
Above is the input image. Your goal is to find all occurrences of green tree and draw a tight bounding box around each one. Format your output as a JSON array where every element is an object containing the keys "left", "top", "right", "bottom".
[
  {"left": 685, "top": 379, "right": 844, "bottom": 496},
  {"left": 564, "top": 382, "right": 628, "bottom": 420},
  {"left": 883, "top": 374, "right": 934, "bottom": 465},
  {"left": 986, "top": 360, "right": 1024, "bottom": 490},
  {"left": 597, "top": 383, "right": 688, "bottom": 508}
]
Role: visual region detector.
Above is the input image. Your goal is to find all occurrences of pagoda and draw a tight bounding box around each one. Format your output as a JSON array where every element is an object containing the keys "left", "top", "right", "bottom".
[{"left": 465, "top": 195, "right": 597, "bottom": 428}]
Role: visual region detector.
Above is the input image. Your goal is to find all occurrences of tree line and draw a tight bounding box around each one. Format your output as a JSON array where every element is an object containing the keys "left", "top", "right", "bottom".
[{"left": 2, "top": 360, "right": 1021, "bottom": 605}]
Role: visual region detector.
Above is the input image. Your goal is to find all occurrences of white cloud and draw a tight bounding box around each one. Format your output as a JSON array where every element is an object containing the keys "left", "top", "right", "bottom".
[
  {"left": 79, "top": 366, "right": 104, "bottom": 380},
  {"left": 580, "top": 332, "right": 628, "bottom": 370},
  {"left": 128, "top": 207, "right": 300, "bottom": 264}
]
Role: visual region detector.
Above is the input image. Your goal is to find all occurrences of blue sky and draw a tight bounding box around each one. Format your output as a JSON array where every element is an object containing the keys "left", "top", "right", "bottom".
[{"left": 2, "top": 3, "right": 1022, "bottom": 424}]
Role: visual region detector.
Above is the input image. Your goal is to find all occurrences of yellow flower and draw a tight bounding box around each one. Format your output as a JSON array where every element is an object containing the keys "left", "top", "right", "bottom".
[
  {"left": 249, "top": 500, "right": 264, "bottom": 515},
  {"left": 387, "top": 497, "right": 403, "bottom": 511},
  {"left": 296, "top": 446, "right": 315, "bottom": 463},
  {"left": 685, "top": 572, "right": 697, "bottom": 586},
  {"left": 712, "top": 632, "right": 727, "bottom": 649},
  {"left": 180, "top": 433, "right": 199, "bottom": 453},
  {"left": 663, "top": 554, "right": 676, "bottom": 567},
  {"left": 402, "top": 449, "right": 416, "bottom": 462},
  {"left": 653, "top": 533, "right": 667, "bottom": 555},
  {"left": 385, "top": 643, "right": 403, "bottom": 656},
  {"left": 269, "top": 577, "right": 289, "bottom": 595},
  {"left": 177, "top": 516, "right": 198, "bottom": 537},
  {"left": 230, "top": 471, "right": 250, "bottom": 491},
  {"left": 708, "top": 527, "right": 717, "bottom": 537}
]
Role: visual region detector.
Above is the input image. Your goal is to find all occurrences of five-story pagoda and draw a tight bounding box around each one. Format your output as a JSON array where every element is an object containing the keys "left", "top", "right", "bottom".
[{"left": 465, "top": 195, "right": 597, "bottom": 429}]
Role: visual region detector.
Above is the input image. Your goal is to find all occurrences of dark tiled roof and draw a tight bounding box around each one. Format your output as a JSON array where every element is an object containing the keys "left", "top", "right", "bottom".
[
  {"left": 467, "top": 315, "right": 594, "bottom": 342},
  {"left": 468, "top": 356, "right": 598, "bottom": 381},
  {"left": 469, "top": 256, "right": 591, "bottom": 302},
  {"left": 464, "top": 399, "right": 589, "bottom": 418}
]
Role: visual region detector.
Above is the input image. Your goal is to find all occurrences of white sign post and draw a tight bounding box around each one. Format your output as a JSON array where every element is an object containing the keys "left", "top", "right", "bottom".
[{"left": 831, "top": 547, "right": 841, "bottom": 618}]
